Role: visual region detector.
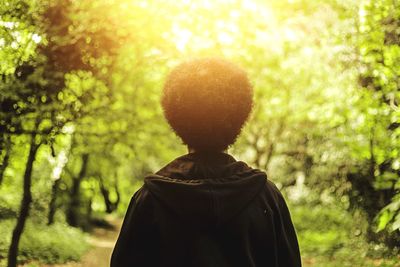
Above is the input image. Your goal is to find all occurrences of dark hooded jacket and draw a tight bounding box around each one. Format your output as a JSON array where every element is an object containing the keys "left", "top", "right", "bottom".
[{"left": 111, "top": 153, "right": 301, "bottom": 267}]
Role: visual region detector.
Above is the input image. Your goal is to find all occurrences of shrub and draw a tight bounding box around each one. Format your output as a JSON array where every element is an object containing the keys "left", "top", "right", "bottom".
[
  {"left": 290, "top": 203, "right": 400, "bottom": 267},
  {"left": 0, "top": 219, "right": 89, "bottom": 265}
]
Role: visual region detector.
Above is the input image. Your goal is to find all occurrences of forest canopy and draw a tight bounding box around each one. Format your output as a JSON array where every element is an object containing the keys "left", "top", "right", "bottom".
[{"left": 0, "top": 0, "right": 399, "bottom": 266}]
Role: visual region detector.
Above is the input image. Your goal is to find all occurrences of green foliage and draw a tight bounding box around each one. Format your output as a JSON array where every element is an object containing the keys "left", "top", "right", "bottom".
[
  {"left": 349, "top": 0, "right": 400, "bottom": 242},
  {"left": 293, "top": 204, "right": 351, "bottom": 256},
  {"left": 0, "top": 220, "right": 89, "bottom": 265},
  {"left": 377, "top": 192, "right": 400, "bottom": 232},
  {"left": 291, "top": 202, "right": 400, "bottom": 267},
  {"left": 1, "top": 0, "right": 400, "bottom": 265}
]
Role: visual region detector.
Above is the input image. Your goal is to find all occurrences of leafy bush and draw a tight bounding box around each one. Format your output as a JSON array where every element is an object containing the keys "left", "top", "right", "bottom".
[
  {"left": 291, "top": 204, "right": 352, "bottom": 256},
  {"left": 0, "top": 219, "right": 89, "bottom": 265},
  {"left": 0, "top": 196, "right": 18, "bottom": 220},
  {"left": 291, "top": 203, "right": 400, "bottom": 267}
]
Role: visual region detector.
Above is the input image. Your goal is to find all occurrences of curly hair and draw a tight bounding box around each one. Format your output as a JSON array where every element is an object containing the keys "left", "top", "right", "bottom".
[{"left": 161, "top": 58, "right": 253, "bottom": 152}]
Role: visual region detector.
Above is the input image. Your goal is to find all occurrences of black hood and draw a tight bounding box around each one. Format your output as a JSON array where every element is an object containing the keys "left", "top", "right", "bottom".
[{"left": 144, "top": 152, "right": 267, "bottom": 228}]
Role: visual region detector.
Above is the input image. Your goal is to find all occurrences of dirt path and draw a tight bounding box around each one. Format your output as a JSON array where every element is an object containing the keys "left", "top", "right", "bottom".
[{"left": 46, "top": 218, "right": 122, "bottom": 267}]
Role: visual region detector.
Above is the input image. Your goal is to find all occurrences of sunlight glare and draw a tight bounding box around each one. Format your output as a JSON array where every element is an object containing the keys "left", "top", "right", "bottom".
[{"left": 171, "top": 0, "right": 275, "bottom": 53}]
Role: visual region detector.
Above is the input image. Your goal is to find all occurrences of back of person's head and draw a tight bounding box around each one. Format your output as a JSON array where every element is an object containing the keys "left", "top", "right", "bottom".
[{"left": 162, "top": 58, "right": 253, "bottom": 153}]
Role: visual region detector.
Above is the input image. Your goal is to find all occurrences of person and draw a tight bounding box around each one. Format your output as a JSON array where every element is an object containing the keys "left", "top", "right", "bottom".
[{"left": 111, "top": 58, "right": 302, "bottom": 267}]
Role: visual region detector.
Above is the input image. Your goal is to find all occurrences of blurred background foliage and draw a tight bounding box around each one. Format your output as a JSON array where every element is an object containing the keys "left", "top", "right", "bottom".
[{"left": 0, "top": 0, "right": 399, "bottom": 266}]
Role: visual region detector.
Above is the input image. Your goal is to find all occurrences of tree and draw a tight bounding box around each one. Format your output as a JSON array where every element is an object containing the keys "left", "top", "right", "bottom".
[
  {"left": 1, "top": 0, "right": 128, "bottom": 265},
  {"left": 349, "top": 0, "right": 400, "bottom": 245}
]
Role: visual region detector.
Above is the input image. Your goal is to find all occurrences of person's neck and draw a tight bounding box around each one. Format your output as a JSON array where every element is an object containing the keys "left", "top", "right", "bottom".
[{"left": 188, "top": 147, "right": 227, "bottom": 154}]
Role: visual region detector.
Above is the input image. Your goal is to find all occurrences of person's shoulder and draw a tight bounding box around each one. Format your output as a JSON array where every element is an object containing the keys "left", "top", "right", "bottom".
[
  {"left": 262, "top": 179, "right": 288, "bottom": 205},
  {"left": 130, "top": 184, "right": 155, "bottom": 211},
  {"left": 265, "top": 179, "right": 282, "bottom": 194}
]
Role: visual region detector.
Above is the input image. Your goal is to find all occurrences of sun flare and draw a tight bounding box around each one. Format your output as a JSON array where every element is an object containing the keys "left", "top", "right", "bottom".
[{"left": 161, "top": 0, "right": 276, "bottom": 53}]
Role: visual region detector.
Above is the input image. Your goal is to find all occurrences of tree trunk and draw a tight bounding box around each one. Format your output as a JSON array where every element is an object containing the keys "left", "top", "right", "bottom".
[
  {"left": 99, "top": 175, "right": 120, "bottom": 214},
  {"left": 113, "top": 176, "right": 121, "bottom": 211},
  {"left": 47, "top": 178, "right": 61, "bottom": 225},
  {"left": 0, "top": 135, "right": 11, "bottom": 185},
  {"left": 66, "top": 153, "right": 89, "bottom": 227},
  {"left": 7, "top": 132, "right": 40, "bottom": 267},
  {"left": 99, "top": 179, "right": 113, "bottom": 213},
  {"left": 48, "top": 134, "right": 74, "bottom": 225},
  {"left": 264, "top": 142, "right": 275, "bottom": 172}
]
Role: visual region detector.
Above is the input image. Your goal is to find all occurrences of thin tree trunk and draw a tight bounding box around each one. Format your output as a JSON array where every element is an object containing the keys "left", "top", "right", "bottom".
[
  {"left": 0, "top": 135, "right": 11, "bottom": 185},
  {"left": 99, "top": 175, "right": 120, "bottom": 214},
  {"left": 66, "top": 153, "right": 89, "bottom": 227},
  {"left": 264, "top": 142, "right": 275, "bottom": 172},
  {"left": 99, "top": 178, "right": 113, "bottom": 213},
  {"left": 86, "top": 195, "right": 93, "bottom": 223},
  {"left": 47, "top": 178, "right": 61, "bottom": 225},
  {"left": 48, "top": 133, "right": 74, "bottom": 225},
  {"left": 7, "top": 130, "right": 40, "bottom": 267},
  {"left": 113, "top": 175, "right": 121, "bottom": 211}
]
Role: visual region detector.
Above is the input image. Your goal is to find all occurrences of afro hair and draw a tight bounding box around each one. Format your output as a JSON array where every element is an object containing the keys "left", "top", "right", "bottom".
[{"left": 161, "top": 58, "right": 253, "bottom": 152}]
